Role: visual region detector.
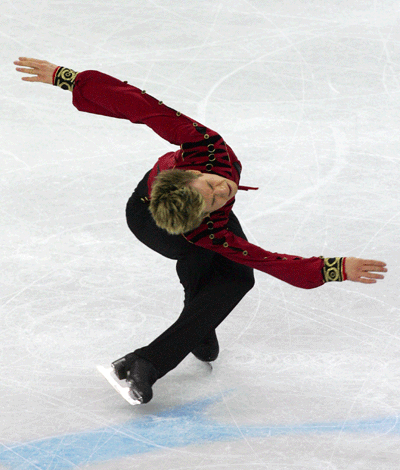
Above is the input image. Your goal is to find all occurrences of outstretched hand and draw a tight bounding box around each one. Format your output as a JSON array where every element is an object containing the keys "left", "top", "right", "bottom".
[
  {"left": 345, "top": 257, "right": 387, "bottom": 284},
  {"left": 14, "top": 57, "right": 58, "bottom": 84}
]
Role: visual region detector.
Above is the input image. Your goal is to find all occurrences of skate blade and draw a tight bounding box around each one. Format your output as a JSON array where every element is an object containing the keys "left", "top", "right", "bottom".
[{"left": 97, "top": 365, "right": 141, "bottom": 406}]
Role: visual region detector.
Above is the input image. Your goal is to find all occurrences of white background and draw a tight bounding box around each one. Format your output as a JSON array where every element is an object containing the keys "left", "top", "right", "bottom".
[{"left": 1, "top": 1, "right": 399, "bottom": 469}]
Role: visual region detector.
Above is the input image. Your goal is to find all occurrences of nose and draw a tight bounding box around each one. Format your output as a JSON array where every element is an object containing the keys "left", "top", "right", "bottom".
[{"left": 214, "top": 183, "right": 228, "bottom": 198}]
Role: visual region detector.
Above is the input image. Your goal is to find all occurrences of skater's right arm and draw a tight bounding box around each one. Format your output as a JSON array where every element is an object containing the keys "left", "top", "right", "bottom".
[{"left": 14, "top": 58, "right": 219, "bottom": 147}]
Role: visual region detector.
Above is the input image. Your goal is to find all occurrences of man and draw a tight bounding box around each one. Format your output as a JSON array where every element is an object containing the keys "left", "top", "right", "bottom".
[{"left": 14, "top": 58, "right": 387, "bottom": 405}]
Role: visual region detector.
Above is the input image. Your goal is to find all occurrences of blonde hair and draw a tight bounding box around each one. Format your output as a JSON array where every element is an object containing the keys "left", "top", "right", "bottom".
[{"left": 149, "top": 169, "right": 207, "bottom": 235}]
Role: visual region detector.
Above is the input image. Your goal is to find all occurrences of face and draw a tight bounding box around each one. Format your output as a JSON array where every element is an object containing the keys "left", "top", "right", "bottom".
[{"left": 187, "top": 171, "right": 238, "bottom": 214}]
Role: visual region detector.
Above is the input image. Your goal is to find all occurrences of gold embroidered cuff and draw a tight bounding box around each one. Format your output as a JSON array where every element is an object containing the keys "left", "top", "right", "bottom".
[
  {"left": 322, "top": 257, "right": 346, "bottom": 283},
  {"left": 53, "top": 67, "right": 78, "bottom": 91}
]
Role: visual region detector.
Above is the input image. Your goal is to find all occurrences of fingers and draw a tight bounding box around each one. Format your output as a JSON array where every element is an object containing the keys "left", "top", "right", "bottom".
[
  {"left": 362, "top": 265, "right": 387, "bottom": 274},
  {"left": 14, "top": 58, "right": 38, "bottom": 71},
  {"left": 15, "top": 67, "right": 38, "bottom": 76},
  {"left": 357, "top": 259, "right": 387, "bottom": 283},
  {"left": 362, "top": 260, "right": 387, "bottom": 269},
  {"left": 358, "top": 278, "right": 379, "bottom": 284},
  {"left": 15, "top": 68, "right": 41, "bottom": 82},
  {"left": 345, "top": 257, "right": 387, "bottom": 284},
  {"left": 14, "top": 58, "right": 41, "bottom": 80},
  {"left": 14, "top": 57, "right": 57, "bottom": 85},
  {"left": 361, "top": 272, "right": 385, "bottom": 281},
  {"left": 14, "top": 57, "right": 46, "bottom": 66},
  {"left": 20, "top": 76, "right": 41, "bottom": 82}
]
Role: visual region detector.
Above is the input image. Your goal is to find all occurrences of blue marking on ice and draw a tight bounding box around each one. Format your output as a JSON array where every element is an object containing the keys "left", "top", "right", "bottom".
[{"left": 0, "top": 394, "right": 399, "bottom": 469}]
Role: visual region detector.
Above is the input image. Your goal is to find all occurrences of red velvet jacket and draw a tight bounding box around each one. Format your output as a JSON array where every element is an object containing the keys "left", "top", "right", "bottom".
[{"left": 57, "top": 68, "right": 346, "bottom": 289}]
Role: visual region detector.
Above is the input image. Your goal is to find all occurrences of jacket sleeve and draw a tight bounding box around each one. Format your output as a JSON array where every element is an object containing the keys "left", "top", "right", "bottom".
[
  {"left": 184, "top": 214, "right": 346, "bottom": 290},
  {"left": 70, "top": 70, "right": 218, "bottom": 146},
  {"left": 55, "top": 67, "right": 237, "bottom": 177}
]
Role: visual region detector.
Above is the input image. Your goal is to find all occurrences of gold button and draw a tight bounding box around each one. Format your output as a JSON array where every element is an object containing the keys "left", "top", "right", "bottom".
[
  {"left": 243, "top": 250, "right": 248, "bottom": 256},
  {"left": 141, "top": 90, "right": 146, "bottom": 94},
  {"left": 206, "top": 163, "right": 213, "bottom": 171},
  {"left": 223, "top": 242, "right": 229, "bottom": 248},
  {"left": 208, "top": 155, "right": 216, "bottom": 161},
  {"left": 204, "top": 134, "right": 209, "bottom": 139},
  {"left": 176, "top": 112, "right": 181, "bottom": 116},
  {"left": 208, "top": 144, "right": 215, "bottom": 151},
  {"left": 158, "top": 101, "right": 163, "bottom": 105},
  {"left": 193, "top": 122, "right": 198, "bottom": 127},
  {"left": 209, "top": 234, "right": 215, "bottom": 240}
]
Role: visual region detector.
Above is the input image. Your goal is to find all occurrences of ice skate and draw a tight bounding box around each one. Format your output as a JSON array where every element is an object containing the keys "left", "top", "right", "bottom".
[
  {"left": 97, "top": 364, "right": 142, "bottom": 406},
  {"left": 124, "top": 354, "right": 159, "bottom": 404},
  {"left": 98, "top": 353, "right": 159, "bottom": 405}
]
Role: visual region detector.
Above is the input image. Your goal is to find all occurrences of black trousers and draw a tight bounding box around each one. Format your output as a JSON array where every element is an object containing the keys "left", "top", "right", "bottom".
[{"left": 126, "top": 171, "right": 255, "bottom": 378}]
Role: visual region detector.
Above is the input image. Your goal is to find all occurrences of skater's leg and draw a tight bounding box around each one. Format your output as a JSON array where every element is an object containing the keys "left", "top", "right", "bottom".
[
  {"left": 134, "top": 255, "right": 254, "bottom": 377},
  {"left": 111, "top": 257, "right": 253, "bottom": 403},
  {"left": 175, "top": 244, "right": 220, "bottom": 362},
  {"left": 179, "top": 210, "right": 252, "bottom": 362},
  {"left": 133, "top": 211, "right": 255, "bottom": 378}
]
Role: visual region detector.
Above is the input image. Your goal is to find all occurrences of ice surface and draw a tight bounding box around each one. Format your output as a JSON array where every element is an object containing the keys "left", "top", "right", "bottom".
[{"left": 1, "top": 1, "right": 399, "bottom": 469}]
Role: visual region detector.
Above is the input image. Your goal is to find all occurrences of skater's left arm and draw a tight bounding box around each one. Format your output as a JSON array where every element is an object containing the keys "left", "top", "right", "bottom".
[{"left": 184, "top": 216, "right": 387, "bottom": 289}]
